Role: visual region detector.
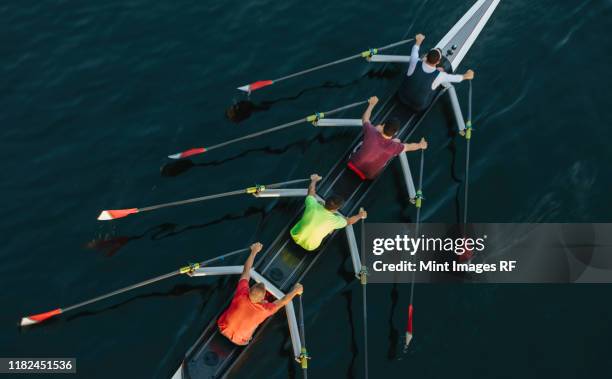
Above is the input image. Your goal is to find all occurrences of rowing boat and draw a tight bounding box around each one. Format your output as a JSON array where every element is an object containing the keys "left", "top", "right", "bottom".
[{"left": 171, "top": 1, "right": 499, "bottom": 377}]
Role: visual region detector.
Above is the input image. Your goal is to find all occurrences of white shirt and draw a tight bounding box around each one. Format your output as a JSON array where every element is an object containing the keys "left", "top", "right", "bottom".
[{"left": 406, "top": 44, "right": 463, "bottom": 90}]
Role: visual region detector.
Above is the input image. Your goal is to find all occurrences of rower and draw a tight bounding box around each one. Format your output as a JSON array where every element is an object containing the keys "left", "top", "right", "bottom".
[
  {"left": 397, "top": 33, "right": 474, "bottom": 122},
  {"left": 290, "top": 174, "right": 367, "bottom": 251},
  {"left": 347, "top": 96, "right": 428, "bottom": 180},
  {"left": 217, "top": 242, "right": 304, "bottom": 345}
]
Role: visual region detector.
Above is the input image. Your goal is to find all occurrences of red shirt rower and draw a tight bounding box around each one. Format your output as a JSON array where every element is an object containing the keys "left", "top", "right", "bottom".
[{"left": 217, "top": 242, "right": 303, "bottom": 345}]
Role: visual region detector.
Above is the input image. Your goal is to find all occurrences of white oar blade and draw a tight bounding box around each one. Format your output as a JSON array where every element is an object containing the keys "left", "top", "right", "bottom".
[
  {"left": 20, "top": 317, "right": 37, "bottom": 327},
  {"left": 405, "top": 332, "right": 413, "bottom": 347},
  {"left": 237, "top": 85, "right": 251, "bottom": 92}
]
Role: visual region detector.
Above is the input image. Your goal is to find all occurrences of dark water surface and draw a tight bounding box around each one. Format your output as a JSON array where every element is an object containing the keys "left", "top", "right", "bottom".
[{"left": 2, "top": 0, "right": 612, "bottom": 378}]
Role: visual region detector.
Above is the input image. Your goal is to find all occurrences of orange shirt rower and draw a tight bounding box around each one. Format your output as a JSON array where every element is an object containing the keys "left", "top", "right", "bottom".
[{"left": 217, "top": 242, "right": 304, "bottom": 345}]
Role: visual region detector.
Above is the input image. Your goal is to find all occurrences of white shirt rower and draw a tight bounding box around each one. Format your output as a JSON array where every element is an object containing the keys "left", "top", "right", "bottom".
[
  {"left": 407, "top": 43, "right": 465, "bottom": 90},
  {"left": 397, "top": 33, "right": 474, "bottom": 114}
]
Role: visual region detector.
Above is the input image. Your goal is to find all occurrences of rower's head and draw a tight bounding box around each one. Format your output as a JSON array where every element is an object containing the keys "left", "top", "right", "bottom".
[
  {"left": 382, "top": 118, "right": 401, "bottom": 137},
  {"left": 426, "top": 48, "right": 442, "bottom": 65},
  {"left": 325, "top": 194, "right": 344, "bottom": 211},
  {"left": 249, "top": 282, "right": 267, "bottom": 303}
]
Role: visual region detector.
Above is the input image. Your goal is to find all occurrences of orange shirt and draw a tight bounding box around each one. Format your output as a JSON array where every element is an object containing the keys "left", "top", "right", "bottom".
[{"left": 217, "top": 279, "right": 278, "bottom": 345}]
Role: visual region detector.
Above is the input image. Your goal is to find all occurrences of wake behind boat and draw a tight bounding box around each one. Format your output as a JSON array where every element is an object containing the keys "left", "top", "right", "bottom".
[{"left": 172, "top": 1, "right": 499, "bottom": 378}]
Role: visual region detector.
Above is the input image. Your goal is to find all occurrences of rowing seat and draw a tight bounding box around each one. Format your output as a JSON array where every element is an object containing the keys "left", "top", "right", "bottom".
[{"left": 347, "top": 162, "right": 367, "bottom": 180}]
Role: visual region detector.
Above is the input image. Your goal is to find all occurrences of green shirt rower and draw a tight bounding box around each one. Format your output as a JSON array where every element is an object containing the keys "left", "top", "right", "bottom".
[{"left": 291, "top": 174, "right": 367, "bottom": 251}]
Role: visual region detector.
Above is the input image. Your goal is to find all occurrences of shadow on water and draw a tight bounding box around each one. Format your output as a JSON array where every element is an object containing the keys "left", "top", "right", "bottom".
[
  {"left": 342, "top": 288, "right": 359, "bottom": 379},
  {"left": 225, "top": 66, "right": 402, "bottom": 123},
  {"left": 66, "top": 283, "right": 214, "bottom": 322},
  {"left": 386, "top": 283, "right": 400, "bottom": 360},
  {"left": 18, "top": 283, "right": 215, "bottom": 333},
  {"left": 439, "top": 97, "right": 465, "bottom": 224},
  {"left": 87, "top": 206, "right": 269, "bottom": 257},
  {"left": 160, "top": 132, "right": 353, "bottom": 177}
]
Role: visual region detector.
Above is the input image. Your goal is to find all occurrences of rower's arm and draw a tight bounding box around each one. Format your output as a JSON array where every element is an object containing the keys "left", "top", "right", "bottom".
[
  {"left": 272, "top": 284, "right": 303, "bottom": 311},
  {"left": 433, "top": 71, "right": 464, "bottom": 89},
  {"left": 240, "top": 243, "right": 262, "bottom": 281},
  {"left": 346, "top": 208, "right": 367, "bottom": 226},
  {"left": 407, "top": 34, "right": 424, "bottom": 76},
  {"left": 403, "top": 137, "right": 428, "bottom": 153},
  {"left": 307, "top": 174, "right": 322, "bottom": 196},
  {"left": 362, "top": 96, "right": 378, "bottom": 124},
  {"left": 406, "top": 44, "right": 420, "bottom": 76}
]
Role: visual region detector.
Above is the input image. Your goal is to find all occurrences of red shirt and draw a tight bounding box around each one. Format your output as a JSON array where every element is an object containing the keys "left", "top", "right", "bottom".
[
  {"left": 217, "top": 279, "right": 278, "bottom": 345},
  {"left": 348, "top": 122, "right": 404, "bottom": 179}
]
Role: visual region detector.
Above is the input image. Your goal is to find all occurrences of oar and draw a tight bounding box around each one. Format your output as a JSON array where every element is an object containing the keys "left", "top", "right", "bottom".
[
  {"left": 463, "top": 80, "right": 473, "bottom": 225},
  {"left": 458, "top": 81, "right": 475, "bottom": 262},
  {"left": 20, "top": 247, "right": 251, "bottom": 327},
  {"left": 360, "top": 215, "right": 369, "bottom": 379},
  {"left": 97, "top": 178, "right": 310, "bottom": 221},
  {"left": 168, "top": 100, "right": 367, "bottom": 159},
  {"left": 404, "top": 149, "right": 425, "bottom": 351},
  {"left": 237, "top": 38, "right": 414, "bottom": 93},
  {"left": 298, "top": 295, "right": 310, "bottom": 378}
]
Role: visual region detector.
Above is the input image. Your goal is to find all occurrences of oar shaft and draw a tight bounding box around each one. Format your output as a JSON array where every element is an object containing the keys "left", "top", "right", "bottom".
[
  {"left": 207, "top": 100, "right": 367, "bottom": 152},
  {"left": 362, "top": 283, "right": 369, "bottom": 379},
  {"left": 206, "top": 119, "right": 306, "bottom": 152},
  {"left": 360, "top": 217, "right": 369, "bottom": 379},
  {"left": 198, "top": 247, "right": 251, "bottom": 266},
  {"left": 266, "top": 178, "right": 310, "bottom": 189},
  {"left": 272, "top": 39, "right": 414, "bottom": 84},
  {"left": 139, "top": 189, "right": 246, "bottom": 212},
  {"left": 407, "top": 150, "right": 425, "bottom": 349},
  {"left": 415, "top": 149, "right": 425, "bottom": 227},
  {"left": 298, "top": 296, "right": 306, "bottom": 347},
  {"left": 65, "top": 247, "right": 252, "bottom": 313},
  {"left": 139, "top": 178, "right": 310, "bottom": 213},
  {"left": 464, "top": 81, "right": 473, "bottom": 225},
  {"left": 467, "top": 80, "right": 473, "bottom": 121},
  {"left": 63, "top": 271, "right": 179, "bottom": 313},
  {"left": 274, "top": 54, "right": 362, "bottom": 84}
]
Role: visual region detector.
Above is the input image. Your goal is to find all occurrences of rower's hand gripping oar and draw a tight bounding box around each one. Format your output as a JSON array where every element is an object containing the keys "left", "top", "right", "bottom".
[
  {"left": 237, "top": 38, "right": 413, "bottom": 93},
  {"left": 19, "top": 247, "right": 252, "bottom": 327},
  {"left": 167, "top": 100, "right": 367, "bottom": 160},
  {"left": 97, "top": 177, "right": 311, "bottom": 221}
]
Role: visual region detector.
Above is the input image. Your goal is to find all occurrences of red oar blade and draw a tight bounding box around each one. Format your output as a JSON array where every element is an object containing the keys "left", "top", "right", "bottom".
[
  {"left": 237, "top": 80, "right": 274, "bottom": 93},
  {"left": 168, "top": 147, "right": 206, "bottom": 160},
  {"left": 97, "top": 208, "right": 139, "bottom": 221},
  {"left": 20, "top": 308, "right": 62, "bottom": 326},
  {"left": 407, "top": 304, "right": 414, "bottom": 334}
]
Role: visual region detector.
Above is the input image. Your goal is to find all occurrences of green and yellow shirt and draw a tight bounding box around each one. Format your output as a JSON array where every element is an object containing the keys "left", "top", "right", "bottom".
[{"left": 290, "top": 195, "right": 347, "bottom": 251}]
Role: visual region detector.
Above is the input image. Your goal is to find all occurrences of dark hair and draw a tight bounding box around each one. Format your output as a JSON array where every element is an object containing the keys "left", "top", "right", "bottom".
[
  {"left": 325, "top": 194, "right": 344, "bottom": 211},
  {"left": 382, "top": 117, "right": 400, "bottom": 137},
  {"left": 426, "top": 49, "right": 442, "bottom": 65}
]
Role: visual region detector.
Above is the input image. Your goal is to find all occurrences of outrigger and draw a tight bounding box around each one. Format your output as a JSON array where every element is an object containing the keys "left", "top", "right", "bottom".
[{"left": 18, "top": 1, "right": 499, "bottom": 378}]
